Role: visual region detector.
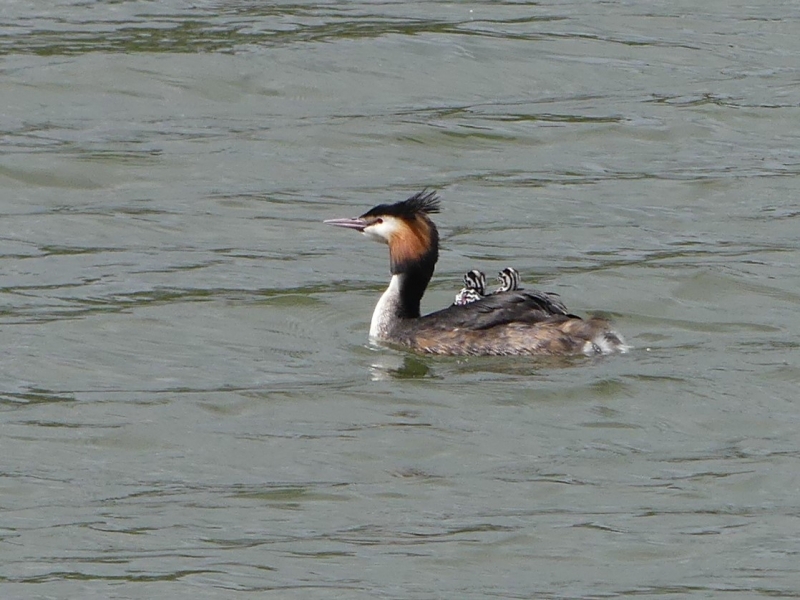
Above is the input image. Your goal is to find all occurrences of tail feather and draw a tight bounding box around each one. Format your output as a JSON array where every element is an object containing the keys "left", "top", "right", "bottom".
[{"left": 578, "top": 318, "right": 629, "bottom": 355}]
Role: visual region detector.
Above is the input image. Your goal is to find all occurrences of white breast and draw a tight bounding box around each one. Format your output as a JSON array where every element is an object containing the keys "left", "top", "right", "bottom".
[{"left": 369, "top": 275, "right": 401, "bottom": 339}]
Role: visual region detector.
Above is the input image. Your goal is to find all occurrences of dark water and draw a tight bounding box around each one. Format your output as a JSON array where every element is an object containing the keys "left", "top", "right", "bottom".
[{"left": 2, "top": 1, "right": 800, "bottom": 598}]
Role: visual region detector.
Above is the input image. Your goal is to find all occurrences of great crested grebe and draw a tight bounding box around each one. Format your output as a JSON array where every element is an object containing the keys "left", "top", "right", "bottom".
[
  {"left": 454, "top": 269, "right": 486, "bottom": 306},
  {"left": 455, "top": 267, "right": 519, "bottom": 305},
  {"left": 496, "top": 267, "right": 522, "bottom": 294},
  {"left": 324, "top": 190, "right": 627, "bottom": 356}
]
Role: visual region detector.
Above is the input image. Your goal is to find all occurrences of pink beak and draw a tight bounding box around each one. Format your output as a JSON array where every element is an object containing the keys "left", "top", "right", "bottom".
[{"left": 323, "top": 217, "right": 368, "bottom": 232}]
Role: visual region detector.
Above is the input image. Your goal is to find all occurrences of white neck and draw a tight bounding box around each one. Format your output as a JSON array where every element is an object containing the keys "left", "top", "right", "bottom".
[{"left": 369, "top": 275, "right": 402, "bottom": 340}]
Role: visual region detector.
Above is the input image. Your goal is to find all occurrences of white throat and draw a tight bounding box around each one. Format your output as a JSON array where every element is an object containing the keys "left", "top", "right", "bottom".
[{"left": 369, "top": 275, "right": 402, "bottom": 340}]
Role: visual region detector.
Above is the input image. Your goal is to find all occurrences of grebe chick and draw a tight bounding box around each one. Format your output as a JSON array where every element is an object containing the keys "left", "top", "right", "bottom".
[
  {"left": 497, "top": 267, "right": 521, "bottom": 293},
  {"left": 454, "top": 269, "right": 486, "bottom": 306},
  {"left": 324, "top": 190, "right": 627, "bottom": 356},
  {"left": 456, "top": 267, "right": 518, "bottom": 304}
]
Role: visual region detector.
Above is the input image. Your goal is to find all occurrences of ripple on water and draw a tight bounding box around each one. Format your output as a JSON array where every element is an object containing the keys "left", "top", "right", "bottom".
[{"left": 2, "top": 0, "right": 800, "bottom": 598}]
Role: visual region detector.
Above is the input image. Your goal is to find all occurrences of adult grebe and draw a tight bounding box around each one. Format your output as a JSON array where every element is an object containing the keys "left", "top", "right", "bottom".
[{"left": 324, "top": 190, "right": 627, "bottom": 356}]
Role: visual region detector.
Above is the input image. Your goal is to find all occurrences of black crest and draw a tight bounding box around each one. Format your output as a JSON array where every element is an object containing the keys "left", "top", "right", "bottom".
[{"left": 361, "top": 189, "right": 441, "bottom": 219}]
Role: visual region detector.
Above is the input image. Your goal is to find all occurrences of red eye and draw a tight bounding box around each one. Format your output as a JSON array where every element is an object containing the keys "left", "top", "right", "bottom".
[{"left": 374, "top": 218, "right": 383, "bottom": 224}]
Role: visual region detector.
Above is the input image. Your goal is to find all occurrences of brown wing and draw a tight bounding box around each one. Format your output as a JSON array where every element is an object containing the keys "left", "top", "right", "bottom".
[{"left": 419, "top": 289, "right": 580, "bottom": 331}]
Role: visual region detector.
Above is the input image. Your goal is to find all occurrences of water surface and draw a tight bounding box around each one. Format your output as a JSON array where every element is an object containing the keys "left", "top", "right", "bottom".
[{"left": 2, "top": 1, "right": 800, "bottom": 598}]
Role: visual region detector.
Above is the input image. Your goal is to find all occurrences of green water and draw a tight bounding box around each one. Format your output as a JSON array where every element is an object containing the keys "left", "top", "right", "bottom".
[{"left": 2, "top": 1, "right": 800, "bottom": 598}]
